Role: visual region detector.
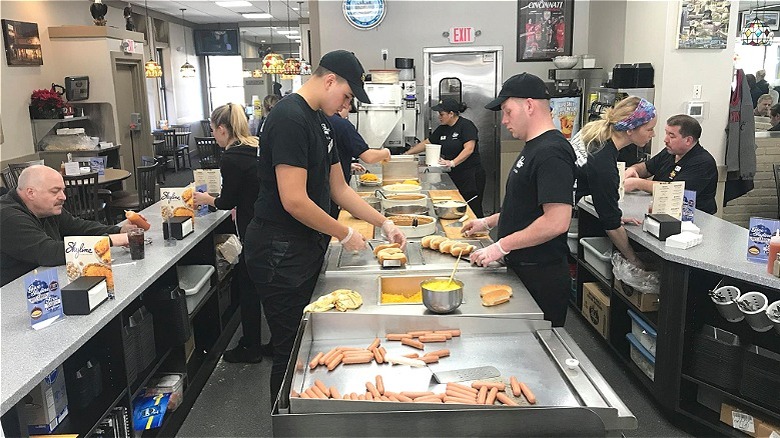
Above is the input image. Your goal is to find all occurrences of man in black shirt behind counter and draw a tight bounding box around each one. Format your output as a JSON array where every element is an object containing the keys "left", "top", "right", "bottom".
[
  {"left": 462, "top": 73, "right": 575, "bottom": 327},
  {"left": 624, "top": 115, "right": 718, "bottom": 214},
  {"left": 244, "top": 50, "right": 406, "bottom": 402}
]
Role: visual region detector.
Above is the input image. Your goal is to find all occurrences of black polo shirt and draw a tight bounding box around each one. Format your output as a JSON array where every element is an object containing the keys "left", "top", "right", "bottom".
[
  {"left": 328, "top": 114, "right": 368, "bottom": 183},
  {"left": 430, "top": 117, "right": 481, "bottom": 169},
  {"left": 576, "top": 140, "right": 622, "bottom": 231},
  {"left": 497, "top": 130, "right": 575, "bottom": 265},
  {"left": 645, "top": 142, "right": 718, "bottom": 214},
  {"left": 253, "top": 94, "right": 340, "bottom": 236}
]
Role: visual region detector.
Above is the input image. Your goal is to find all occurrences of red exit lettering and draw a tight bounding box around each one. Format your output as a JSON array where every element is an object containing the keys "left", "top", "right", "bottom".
[{"left": 449, "top": 27, "right": 474, "bottom": 44}]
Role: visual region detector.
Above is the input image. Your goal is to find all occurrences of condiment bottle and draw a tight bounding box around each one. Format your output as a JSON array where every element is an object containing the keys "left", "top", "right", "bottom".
[
  {"left": 773, "top": 253, "right": 780, "bottom": 277},
  {"left": 768, "top": 230, "right": 780, "bottom": 274}
]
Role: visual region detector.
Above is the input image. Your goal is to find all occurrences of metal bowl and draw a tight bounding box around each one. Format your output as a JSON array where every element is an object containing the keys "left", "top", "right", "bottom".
[
  {"left": 363, "top": 196, "right": 382, "bottom": 212},
  {"left": 385, "top": 205, "right": 429, "bottom": 216},
  {"left": 421, "top": 277, "right": 463, "bottom": 314},
  {"left": 433, "top": 201, "right": 467, "bottom": 219}
]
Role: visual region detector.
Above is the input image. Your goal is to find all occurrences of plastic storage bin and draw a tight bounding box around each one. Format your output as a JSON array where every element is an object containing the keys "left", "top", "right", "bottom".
[
  {"left": 628, "top": 309, "right": 657, "bottom": 357},
  {"left": 177, "top": 265, "right": 214, "bottom": 296},
  {"left": 626, "top": 333, "right": 655, "bottom": 381},
  {"left": 144, "top": 373, "right": 185, "bottom": 411},
  {"left": 567, "top": 218, "right": 578, "bottom": 255},
  {"left": 580, "top": 237, "right": 614, "bottom": 280}
]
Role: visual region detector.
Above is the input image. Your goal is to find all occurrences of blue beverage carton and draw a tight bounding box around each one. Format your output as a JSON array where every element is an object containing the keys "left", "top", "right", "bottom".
[
  {"left": 133, "top": 393, "right": 170, "bottom": 430},
  {"left": 24, "top": 267, "right": 64, "bottom": 330},
  {"left": 682, "top": 190, "right": 696, "bottom": 222},
  {"left": 747, "top": 217, "right": 780, "bottom": 263}
]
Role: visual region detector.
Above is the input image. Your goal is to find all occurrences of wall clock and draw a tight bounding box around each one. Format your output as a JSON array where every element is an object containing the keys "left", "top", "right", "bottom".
[{"left": 343, "top": 0, "right": 386, "bottom": 30}]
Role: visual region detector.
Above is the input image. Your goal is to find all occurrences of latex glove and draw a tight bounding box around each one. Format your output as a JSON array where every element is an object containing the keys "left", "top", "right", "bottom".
[
  {"left": 438, "top": 158, "right": 454, "bottom": 168},
  {"left": 381, "top": 220, "right": 407, "bottom": 249},
  {"left": 340, "top": 227, "right": 367, "bottom": 251},
  {"left": 461, "top": 217, "right": 491, "bottom": 237},
  {"left": 469, "top": 240, "right": 509, "bottom": 267},
  {"left": 624, "top": 167, "right": 640, "bottom": 179},
  {"left": 350, "top": 163, "right": 367, "bottom": 174}
]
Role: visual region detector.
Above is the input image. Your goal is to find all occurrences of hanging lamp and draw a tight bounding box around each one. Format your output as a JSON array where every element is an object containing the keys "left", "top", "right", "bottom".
[
  {"left": 741, "top": 14, "right": 774, "bottom": 46},
  {"left": 143, "top": 0, "right": 162, "bottom": 78},
  {"left": 262, "top": 0, "right": 284, "bottom": 74},
  {"left": 179, "top": 9, "right": 196, "bottom": 78},
  {"left": 296, "top": 2, "right": 311, "bottom": 75},
  {"left": 282, "top": 0, "right": 300, "bottom": 75}
]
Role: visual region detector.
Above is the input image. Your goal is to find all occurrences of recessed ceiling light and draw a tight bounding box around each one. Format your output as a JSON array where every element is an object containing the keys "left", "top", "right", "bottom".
[
  {"left": 277, "top": 30, "right": 298, "bottom": 34},
  {"left": 242, "top": 13, "right": 273, "bottom": 19},
  {"left": 292, "top": 7, "right": 299, "bottom": 10},
  {"left": 260, "top": 40, "right": 266, "bottom": 43},
  {"left": 216, "top": 1, "right": 252, "bottom": 7}
]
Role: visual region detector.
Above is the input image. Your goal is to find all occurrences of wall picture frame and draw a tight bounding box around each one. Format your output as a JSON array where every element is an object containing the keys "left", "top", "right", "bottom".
[
  {"left": 677, "top": 0, "right": 731, "bottom": 49},
  {"left": 1, "top": 19, "right": 43, "bottom": 66},
  {"left": 741, "top": 11, "right": 780, "bottom": 31},
  {"left": 516, "top": 0, "right": 574, "bottom": 62}
]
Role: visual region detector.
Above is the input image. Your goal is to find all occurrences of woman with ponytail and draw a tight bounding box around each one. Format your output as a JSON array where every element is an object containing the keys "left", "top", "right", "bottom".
[
  {"left": 193, "top": 103, "right": 269, "bottom": 363},
  {"left": 576, "top": 97, "right": 657, "bottom": 266}
]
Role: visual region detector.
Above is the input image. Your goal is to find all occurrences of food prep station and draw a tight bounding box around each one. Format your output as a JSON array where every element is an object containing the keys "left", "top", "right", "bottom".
[{"left": 272, "top": 313, "right": 637, "bottom": 436}]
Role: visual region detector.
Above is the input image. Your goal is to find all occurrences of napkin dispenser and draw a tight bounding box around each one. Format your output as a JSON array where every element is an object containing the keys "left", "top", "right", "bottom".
[
  {"left": 163, "top": 216, "right": 194, "bottom": 240},
  {"left": 61, "top": 276, "right": 107, "bottom": 315},
  {"left": 643, "top": 213, "right": 681, "bottom": 241}
]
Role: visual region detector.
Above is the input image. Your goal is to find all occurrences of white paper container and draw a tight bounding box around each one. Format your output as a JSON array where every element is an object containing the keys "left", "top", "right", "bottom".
[
  {"left": 425, "top": 144, "right": 441, "bottom": 167},
  {"left": 738, "top": 292, "right": 773, "bottom": 332},
  {"left": 711, "top": 286, "right": 743, "bottom": 322}
]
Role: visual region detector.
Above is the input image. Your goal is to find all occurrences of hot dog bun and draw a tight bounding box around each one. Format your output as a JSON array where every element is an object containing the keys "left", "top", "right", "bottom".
[
  {"left": 480, "top": 284, "right": 513, "bottom": 297},
  {"left": 421, "top": 235, "right": 436, "bottom": 248},
  {"left": 481, "top": 289, "right": 511, "bottom": 307},
  {"left": 439, "top": 240, "right": 455, "bottom": 254},
  {"left": 377, "top": 248, "right": 407, "bottom": 265},
  {"left": 429, "top": 236, "right": 448, "bottom": 250},
  {"left": 373, "top": 242, "right": 400, "bottom": 256}
]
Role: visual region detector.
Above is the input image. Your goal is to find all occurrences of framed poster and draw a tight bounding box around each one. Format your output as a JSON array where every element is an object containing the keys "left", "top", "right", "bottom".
[
  {"left": 741, "top": 11, "right": 780, "bottom": 31},
  {"left": 516, "top": 0, "right": 573, "bottom": 62},
  {"left": 2, "top": 19, "right": 43, "bottom": 66},
  {"left": 677, "top": 0, "right": 731, "bottom": 49}
]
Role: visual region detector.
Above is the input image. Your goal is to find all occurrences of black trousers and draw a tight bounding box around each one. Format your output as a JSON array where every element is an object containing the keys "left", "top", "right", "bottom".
[
  {"left": 244, "top": 219, "right": 328, "bottom": 403},
  {"left": 232, "top": 254, "right": 265, "bottom": 350},
  {"left": 449, "top": 165, "right": 486, "bottom": 217},
  {"left": 506, "top": 258, "right": 570, "bottom": 327}
]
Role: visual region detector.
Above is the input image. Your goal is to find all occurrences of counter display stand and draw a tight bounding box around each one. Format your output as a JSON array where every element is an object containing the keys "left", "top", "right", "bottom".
[
  {"left": 0, "top": 208, "right": 239, "bottom": 437},
  {"left": 573, "top": 196, "right": 780, "bottom": 436}
]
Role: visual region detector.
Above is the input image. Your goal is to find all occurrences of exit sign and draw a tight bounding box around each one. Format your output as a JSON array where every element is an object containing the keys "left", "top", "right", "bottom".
[{"left": 449, "top": 27, "right": 474, "bottom": 44}]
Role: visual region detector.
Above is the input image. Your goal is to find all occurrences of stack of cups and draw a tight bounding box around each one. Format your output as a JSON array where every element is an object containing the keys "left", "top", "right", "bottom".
[
  {"left": 711, "top": 286, "right": 743, "bottom": 322},
  {"left": 738, "top": 292, "right": 773, "bottom": 332},
  {"left": 425, "top": 144, "right": 441, "bottom": 167}
]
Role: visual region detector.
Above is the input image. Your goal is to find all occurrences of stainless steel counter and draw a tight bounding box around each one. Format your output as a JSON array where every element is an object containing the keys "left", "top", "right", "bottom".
[
  {"left": 273, "top": 313, "right": 636, "bottom": 436},
  {"left": 352, "top": 163, "right": 458, "bottom": 193}
]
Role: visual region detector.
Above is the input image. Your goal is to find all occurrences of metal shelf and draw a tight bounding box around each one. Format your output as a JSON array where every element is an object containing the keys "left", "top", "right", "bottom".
[{"left": 681, "top": 374, "right": 780, "bottom": 424}]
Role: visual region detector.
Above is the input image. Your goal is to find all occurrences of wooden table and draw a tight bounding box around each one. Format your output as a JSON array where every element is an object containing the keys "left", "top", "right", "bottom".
[{"left": 98, "top": 168, "right": 131, "bottom": 185}]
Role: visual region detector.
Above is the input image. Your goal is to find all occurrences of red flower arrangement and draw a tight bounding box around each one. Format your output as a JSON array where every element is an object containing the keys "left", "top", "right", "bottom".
[{"left": 31, "top": 88, "right": 65, "bottom": 111}]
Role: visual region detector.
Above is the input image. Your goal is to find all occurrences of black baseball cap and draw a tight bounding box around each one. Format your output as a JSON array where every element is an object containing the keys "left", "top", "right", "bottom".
[
  {"left": 319, "top": 50, "right": 371, "bottom": 104},
  {"left": 485, "top": 73, "right": 551, "bottom": 111},
  {"left": 431, "top": 98, "right": 463, "bottom": 113}
]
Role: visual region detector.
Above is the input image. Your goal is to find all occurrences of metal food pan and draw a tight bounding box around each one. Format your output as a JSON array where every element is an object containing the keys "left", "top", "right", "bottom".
[{"left": 273, "top": 313, "right": 636, "bottom": 436}]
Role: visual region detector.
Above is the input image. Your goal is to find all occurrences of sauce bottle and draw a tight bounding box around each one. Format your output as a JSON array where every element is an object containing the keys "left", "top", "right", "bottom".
[
  {"left": 773, "top": 253, "right": 780, "bottom": 278},
  {"left": 768, "top": 230, "right": 780, "bottom": 274}
]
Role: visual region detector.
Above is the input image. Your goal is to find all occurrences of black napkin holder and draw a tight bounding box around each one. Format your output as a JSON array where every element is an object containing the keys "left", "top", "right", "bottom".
[
  {"left": 163, "top": 216, "right": 193, "bottom": 240},
  {"left": 643, "top": 213, "right": 681, "bottom": 241},
  {"left": 62, "top": 276, "right": 108, "bottom": 315}
]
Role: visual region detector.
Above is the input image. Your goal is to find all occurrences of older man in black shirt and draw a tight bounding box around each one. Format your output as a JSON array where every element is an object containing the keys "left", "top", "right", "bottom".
[
  {"left": 0, "top": 165, "right": 134, "bottom": 286},
  {"left": 624, "top": 115, "right": 718, "bottom": 214}
]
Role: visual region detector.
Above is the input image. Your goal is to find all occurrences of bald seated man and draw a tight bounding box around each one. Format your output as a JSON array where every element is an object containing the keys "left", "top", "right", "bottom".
[{"left": 0, "top": 165, "right": 136, "bottom": 286}]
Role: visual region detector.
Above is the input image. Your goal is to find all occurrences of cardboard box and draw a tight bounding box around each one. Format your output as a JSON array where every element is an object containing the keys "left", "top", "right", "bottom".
[
  {"left": 720, "top": 403, "right": 780, "bottom": 438},
  {"left": 614, "top": 280, "right": 660, "bottom": 312},
  {"left": 22, "top": 365, "right": 69, "bottom": 434},
  {"left": 582, "top": 282, "right": 610, "bottom": 339}
]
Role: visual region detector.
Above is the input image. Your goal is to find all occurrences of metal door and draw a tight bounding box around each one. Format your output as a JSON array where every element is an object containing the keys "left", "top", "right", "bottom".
[{"left": 424, "top": 47, "right": 502, "bottom": 214}]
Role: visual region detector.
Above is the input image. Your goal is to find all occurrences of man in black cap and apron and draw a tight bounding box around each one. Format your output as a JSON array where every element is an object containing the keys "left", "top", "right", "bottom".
[
  {"left": 462, "top": 73, "right": 575, "bottom": 327},
  {"left": 244, "top": 50, "right": 406, "bottom": 400}
]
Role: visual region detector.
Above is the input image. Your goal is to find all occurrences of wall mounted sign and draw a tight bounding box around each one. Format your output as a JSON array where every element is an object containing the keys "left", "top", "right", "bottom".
[
  {"left": 2, "top": 19, "right": 43, "bottom": 66},
  {"left": 343, "top": 0, "right": 386, "bottom": 30},
  {"left": 677, "top": 0, "right": 731, "bottom": 49},
  {"left": 516, "top": 0, "right": 574, "bottom": 62},
  {"left": 449, "top": 27, "right": 475, "bottom": 44}
]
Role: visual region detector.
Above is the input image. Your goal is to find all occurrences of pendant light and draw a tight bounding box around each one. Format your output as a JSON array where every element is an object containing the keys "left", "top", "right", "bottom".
[
  {"left": 296, "top": 2, "right": 311, "bottom": 75},
  {"left": 262, "top": 0, "right": 284, "bottom": 74},
  {"left": 742, "top": 2, "right": 775, "bottom": 46},
  {"left": 282, "top": 0, "right": 300, "bottom": 75},
  {"left": 179, "top": 8, "right": 196, "bottom": 78},
  {"left": 143, "top": 0, "right": 162, "bottom": 78}
]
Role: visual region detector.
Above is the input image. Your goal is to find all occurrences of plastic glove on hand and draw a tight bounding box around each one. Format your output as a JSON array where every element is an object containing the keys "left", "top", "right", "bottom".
[
  {"left": 340, "top": 227, "right": 367, "bottom": 251},
  {"left": 469, "top": 241, "right": 509, "bottom": 267},
  {"left": 461, "top": 218, "right": 490, "bottom": 237},
  {"left": 381, "top": 220, "right": 407, "bottom": 249}
]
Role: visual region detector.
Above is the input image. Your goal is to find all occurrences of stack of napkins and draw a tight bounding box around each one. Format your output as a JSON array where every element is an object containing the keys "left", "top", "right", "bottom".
[
  {"left": 666, "top": 231, "right": 703, "bottom": 249},
  {"left": 680, "top": 221, "right": 700, "bottom": 234}
]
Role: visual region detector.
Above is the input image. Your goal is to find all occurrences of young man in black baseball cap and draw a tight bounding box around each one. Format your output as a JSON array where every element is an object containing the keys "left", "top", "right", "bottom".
[
  {"left": 243, "top": 50, "right": 405, "bottom": 398},
  {"left": 464, "top": 72, "right": 576, "bottom": 327}
]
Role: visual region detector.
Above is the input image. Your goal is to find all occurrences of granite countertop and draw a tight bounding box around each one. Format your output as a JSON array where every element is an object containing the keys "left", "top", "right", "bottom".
[
  {"left": 578, "top": 193, "right": 780, "bottom": 289},
  {"left": 0, "top": 206, "right": 230, "bottom": 415}
]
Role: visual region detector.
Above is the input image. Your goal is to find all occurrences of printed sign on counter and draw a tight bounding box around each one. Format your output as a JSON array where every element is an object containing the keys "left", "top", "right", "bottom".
[
  {"left": 64, "top": 236, "right": 115, "bottom": 298},
  {"left": 682, "top": 190, "right": 696, "bottom": 222},
  {"left": 747, "top": 217, "right": 780, "bottom": 263},
  {"left": 24, "top": 268, "right": 63, "bottom": 330},
  {"left": 651, "top": 181, "right": 685, "bottom": 220},
  {"left": 160, "top": 186, "right": 196, "bottom": 224},
  {"left": 193, "top": 169, "right": 222, "bottom": 195}
]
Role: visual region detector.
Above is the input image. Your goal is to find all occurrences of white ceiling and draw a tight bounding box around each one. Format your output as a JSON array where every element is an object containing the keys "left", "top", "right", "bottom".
[{"left": 128, "top": 0, "right": 308, "bottom": 25}]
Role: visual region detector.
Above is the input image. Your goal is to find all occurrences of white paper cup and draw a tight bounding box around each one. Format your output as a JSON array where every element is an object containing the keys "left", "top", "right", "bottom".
[
  {"left": 738, "top": 292, "right": 773, "bottom": 332},
  {"left": 711, "top": 286, "right": 743, "bottom": 322},
  {"left": 425, "top": 144, "right": 441, "bottom": 167}
]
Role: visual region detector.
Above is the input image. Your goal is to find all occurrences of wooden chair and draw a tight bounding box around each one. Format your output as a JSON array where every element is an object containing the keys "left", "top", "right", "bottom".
[
  {"left": 774, "top": 163, "right": 780, "bottom": 219},
  {"left": 107, "top": 164, "right": 158, "bottom": 220},
  {"left": 64, "top": 172, "right": 106, "bottom": 223},
  {"left": 153, "top": 129, "right": 189, "bottom": 172},
  {"left": 200, "top": 119, "right": 213, "bottom": 136},
  {"left": 170, "top": 124, "right": 192, "bottom": 169},
  {"left": 195, "top": 137, "right": 222, "bottom": 169},
  {"left": 142, "top": 155, "right": 165, "bottom": 184},
  {"left": 8, "top": 162, "right": 35, "bottom": 183},
  {"left": 1, "top": 167, "right": 17, "bottom": 190}
]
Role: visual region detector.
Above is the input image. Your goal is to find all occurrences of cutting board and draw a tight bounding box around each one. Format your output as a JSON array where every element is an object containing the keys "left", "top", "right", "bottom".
[
  {"left": 428, "top": 190, "right": 480, "bottom": 240},
  {"left": 331, "top": 209, "right": 374, "bottom": 242}
]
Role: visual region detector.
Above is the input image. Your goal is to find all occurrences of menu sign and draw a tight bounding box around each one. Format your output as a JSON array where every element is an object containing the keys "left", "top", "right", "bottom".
[
  {"left": 193, "top": 169, "right": 222, "bottom": 195},
  {"left": 652, "top": 181, "right": 685, "bottom": 220},
  {"left": 682, "top": 190, "right": 696, "bottom": 222},
  {"left": 64, "top": 236, "right": 115, "bottom": 298},
  {"left": 160, "top": 186, "right": 195, "bottom": 223},
  {"left": 747, "top": 217, "right": 780, "bottom": 263},
  {"left": 24, "top": 267, "right": 63, "bottom": 330}
]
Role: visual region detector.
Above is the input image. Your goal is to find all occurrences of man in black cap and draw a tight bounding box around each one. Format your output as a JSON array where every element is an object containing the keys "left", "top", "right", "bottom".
[
  {"left": 243, "top": 50, "right": 405, "bottom": 399},
  {"left": 463, "top": 73, "right": 575, "bottom": 327}
]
